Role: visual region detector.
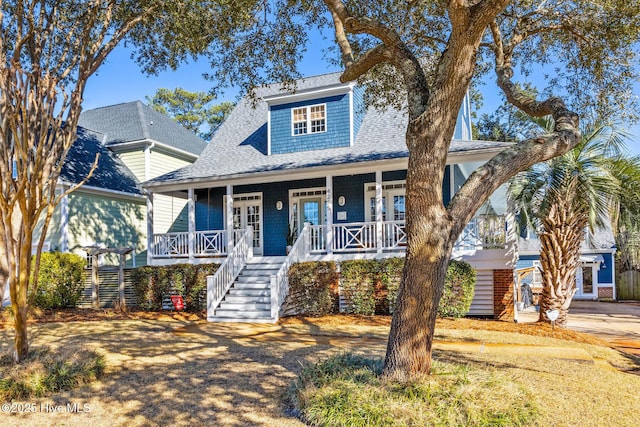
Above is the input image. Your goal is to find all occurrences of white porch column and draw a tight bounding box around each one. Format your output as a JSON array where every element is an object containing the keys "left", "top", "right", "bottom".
[
  {"left": 611, "top": 252, "right": 617, "bottom": 300},
  {"left": 375, "top": 171, "right": 383, "bottom": 253},
  {"left": 225, "top": 184, "right": 234, "bottom": 252},
  {"left": 146, "top": 191, "right": 154, "bottom": 265},
  {"left": 326, "top": 175, "right": 333, "bottom": 255},
  {"left": 188, "top": 188, "right": 195, "bottom": 261}
]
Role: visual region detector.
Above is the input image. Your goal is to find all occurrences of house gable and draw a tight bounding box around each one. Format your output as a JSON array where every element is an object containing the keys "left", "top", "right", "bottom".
[
  {"left": 269, "top": 94, "right": 350, "bottom": 154},
  {"left": 265, "top": 81, "right": 357, "bottom": 155}
]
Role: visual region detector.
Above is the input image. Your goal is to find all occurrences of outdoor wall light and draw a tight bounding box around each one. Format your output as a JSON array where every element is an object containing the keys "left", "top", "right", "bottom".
[
  {"left": 338, "top": 195, "right": 346, "bottom": 206},
  {"left": 276, "top": 200, "right": 283, "bottom": 210}
]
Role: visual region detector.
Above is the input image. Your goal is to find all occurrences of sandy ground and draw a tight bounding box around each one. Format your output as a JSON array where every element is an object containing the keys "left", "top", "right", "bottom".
[{"left": 517, "top": 300, "right": 640, "bottom": 355}]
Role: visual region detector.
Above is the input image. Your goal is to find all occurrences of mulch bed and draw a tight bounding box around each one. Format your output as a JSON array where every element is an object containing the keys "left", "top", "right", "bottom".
[{"left": 0, "top": 307, "right": 205, "bottom": 328}]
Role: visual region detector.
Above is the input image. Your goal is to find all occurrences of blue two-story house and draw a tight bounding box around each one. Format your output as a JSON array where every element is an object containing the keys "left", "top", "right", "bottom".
[{"left": 143, "top": 72, "right": 517, "bottom": 322}]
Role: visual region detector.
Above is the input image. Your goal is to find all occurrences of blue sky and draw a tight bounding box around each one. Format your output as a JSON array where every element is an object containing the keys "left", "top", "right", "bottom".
[{"left": 83, "top": 39, "right": 640, "bottom": 155}]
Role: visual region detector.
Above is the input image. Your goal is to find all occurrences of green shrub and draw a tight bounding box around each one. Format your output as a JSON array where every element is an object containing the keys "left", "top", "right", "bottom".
[
  {"left": 439, "top": 259, "right": 476, "bottom": 318},
  {"left": 340, "top": 260, "right": 380, "bottom": 315},
  {"left": 382, "top": 257, "right": 403, "bottom": 314},
  {"left": 340, "top": 257, "right": 475, "bottom": 318},
  {"left": 0, "top": 347, "right": 105, "bottom": 400},
  {"left": 30, "top": 252, "right": 86, "bottom": 309},
  {"left": 289, "top": 352, "right": 538, "bottom": 427},
  {"left": 131, "top": 263, "right": 218, "bottom": 312},
  {"left": 287, "top": 262, "right": 338, "bottom": 316}
]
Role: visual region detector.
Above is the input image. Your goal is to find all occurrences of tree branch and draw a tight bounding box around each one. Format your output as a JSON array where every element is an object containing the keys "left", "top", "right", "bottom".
[{"left": 447, "top": 127, "right": 581, "bottom": 233}]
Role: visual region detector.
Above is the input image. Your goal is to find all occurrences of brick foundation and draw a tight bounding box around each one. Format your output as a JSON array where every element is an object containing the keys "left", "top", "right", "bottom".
[
  {"left": 598, "top": 287, "right": 613, "bottom": 299},
  {"left": 493, "top": 269, "right": 514, "bottom": 321}
]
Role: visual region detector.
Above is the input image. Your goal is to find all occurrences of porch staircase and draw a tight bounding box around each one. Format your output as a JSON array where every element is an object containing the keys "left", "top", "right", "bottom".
[{"left": 208, "top": 256, "right": 286, "bottom": 323}]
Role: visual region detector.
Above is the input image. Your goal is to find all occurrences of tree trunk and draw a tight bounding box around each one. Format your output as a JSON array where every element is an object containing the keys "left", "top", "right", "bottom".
[
  {"left": 538, "top": 201, "right": 586, "bottom": 327},
  {"left": 11, "top": 232, "right": 34, "bottom": 362},
  {"left": 383, "top": 121, "right": 455, "bottom": 379},
  {"left": 383, "top": 249, "right": 451, "bottom": 379},
  {"left": 12, "top": 301, "right": 29, "bottom": 362}
]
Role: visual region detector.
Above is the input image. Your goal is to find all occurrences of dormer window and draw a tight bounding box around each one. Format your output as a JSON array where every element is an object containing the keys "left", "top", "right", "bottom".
[{"left": 292, "top": 104, "right": 326, "bottom": 136}]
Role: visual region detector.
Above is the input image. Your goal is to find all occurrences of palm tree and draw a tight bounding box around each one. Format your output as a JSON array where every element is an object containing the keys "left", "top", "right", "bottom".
[{"left": 510, "top": 122, "right": 630, "bottom": 326}]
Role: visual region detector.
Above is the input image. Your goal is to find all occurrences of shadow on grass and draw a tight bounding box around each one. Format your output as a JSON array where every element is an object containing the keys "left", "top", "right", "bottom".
[
  {"left": 1, "top": 319, "right": 382, "bottom": 426},
  {"left": 2, "top": 316, "right": 640, "bottom": 426}
]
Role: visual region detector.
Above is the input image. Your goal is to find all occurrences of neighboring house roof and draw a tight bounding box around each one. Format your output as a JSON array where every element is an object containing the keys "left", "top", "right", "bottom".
[
  {"left": 146, "top": 72, "right": 511, "bottom": 187},
  {"left": 78, "top": 100, "right": 207, "bottom": 156},
  {"left": 62, "top": 127, "right": 142, "bottom": 195},
  {"left": 517, "top": 224, "right": 616, "bottom": 253}
]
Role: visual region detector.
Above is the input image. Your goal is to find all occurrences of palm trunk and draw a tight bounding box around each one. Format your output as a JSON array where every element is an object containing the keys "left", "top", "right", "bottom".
[{"left": 538, "top": 200, "right": 586, "bottom": 327}]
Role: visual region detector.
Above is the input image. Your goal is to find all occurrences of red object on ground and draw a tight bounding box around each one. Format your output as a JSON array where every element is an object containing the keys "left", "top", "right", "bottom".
[{"left": 170, "top": 295, "right": 185, "bottom": 311}]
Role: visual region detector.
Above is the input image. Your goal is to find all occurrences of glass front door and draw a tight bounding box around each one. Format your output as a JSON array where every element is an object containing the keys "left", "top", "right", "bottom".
[
  {"left": 575, "top": 264, "right": 595, "bottom": 297},
  {"left": 231, "top": 195, "right": 263, "bottom": 255},
  {"left": 300, "top": 198, "right": 322, "bottom": 226}
]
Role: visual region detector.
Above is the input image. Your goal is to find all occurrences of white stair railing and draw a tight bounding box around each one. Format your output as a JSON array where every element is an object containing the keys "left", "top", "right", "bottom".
[
  {"left": 207, "top": 226, "right": 253, "bottom": 320},
  {"left": 270, "top": 223, "right": 310, "bottom": 319}
]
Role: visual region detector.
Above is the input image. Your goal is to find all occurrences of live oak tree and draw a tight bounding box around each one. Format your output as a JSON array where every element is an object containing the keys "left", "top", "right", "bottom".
[
  {"left": 0, "top": 0, "right": 259, "bottom": 362},
  {"left": 146, "top": 88, "right": 234, "bottom": 141},
  {"left": 314, "top": 0, "right": 638, "bottom": 378},
  {"left": 192, "top": 0, "right": 640, "bottom": 378}
]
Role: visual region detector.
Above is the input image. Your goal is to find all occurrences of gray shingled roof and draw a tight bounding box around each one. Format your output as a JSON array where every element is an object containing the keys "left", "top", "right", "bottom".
[
  {"left": 62, "top": 127, "right": 141, "bottom": 195},
  {"left": 78, "top": 101, "right": 207, "bottom": 156},
  {"left": 518, "top": 225, "right": 616, "bottom": 253},
  {"left": 146, "top": 73, "right": 511, "bottom": 186}
]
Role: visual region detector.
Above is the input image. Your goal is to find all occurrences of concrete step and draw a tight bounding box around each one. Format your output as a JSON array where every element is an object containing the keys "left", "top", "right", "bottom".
[
  {"left": 227, "top": 288, "right": 270, "bottom": 297},
  {"left": 240, "top": 268, "right": 280, "bottom": 276},
  {"left": 236, "top": 275, "right": 273, "bottom": 284},
  {"left": 247, "top": 256, "right": 286, "bottom": 264},
  {"left": 218, "top": 302, "right": 270, "bottom": 310},
  {"left": 214, "top": 309, "right": 272, "bottom": 319},
  {"left": 232, "top": 281, "right": 270, "bottom": 290},
  {"left": 224, "top": 295, "right": 271, "bottom": 304},
  {"left": 243, "top": 262, "right": 282, "bottom": 269}
]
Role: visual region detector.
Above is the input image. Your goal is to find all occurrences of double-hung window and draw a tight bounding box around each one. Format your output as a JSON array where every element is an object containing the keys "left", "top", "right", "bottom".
[{"left": 292, "top": 104, "right": 326, "bottom": 135}]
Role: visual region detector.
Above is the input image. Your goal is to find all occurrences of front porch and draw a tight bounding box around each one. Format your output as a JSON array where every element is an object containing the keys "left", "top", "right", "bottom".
[
  {"left": 149, "top": 216, "right": 507, "bottom": 263},
  {"left": 144, "top": 165, "right": 512, "bottom": 322}
]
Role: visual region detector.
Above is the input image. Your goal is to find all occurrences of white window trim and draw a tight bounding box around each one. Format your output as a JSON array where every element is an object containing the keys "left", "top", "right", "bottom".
[
  {"left": 364, "top": 180, "right": 407, "bottom": 222},
  {"left": 289, "top": 187, "right": 327, "bottom": 231},
  {"left": 576, "top": 262, "right": 599, "bottom": 296},
  {"left": 291, "top": 103, "right": 327, "bottom": 136},
  {"left": 223, "top": 192, "right": 264, "bottom": 254}
]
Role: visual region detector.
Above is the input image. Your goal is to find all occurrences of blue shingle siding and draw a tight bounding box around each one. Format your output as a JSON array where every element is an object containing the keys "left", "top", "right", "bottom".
[
  {"left": 382, "top": 170, "right": 407, "bottom": 181},
  {"left": 333, "top": 174, "right": 374, "bottom": 223},
  {"left": 235, "top": 178, "right": 326, "bottom": 256},
  {"left": 598, "top": 252, "right": 613, "bottom": 283},
  {"left": 270, "top": 94, "right": 351, "bottom": 154},
  {"left": 454, "top": 95, "right": 473, "bottom": 140},
  {"left": 443, "top": 165, "right": 451, "bottom": 206},
  {"left": 453, "top": 165, "right": 466, "bottom": 194},
  {"left": 352, "top": 86, "right": 366, "bottom": 141},
  {"left": 195, "top": 188, "right": 225, "bottom": 231}
]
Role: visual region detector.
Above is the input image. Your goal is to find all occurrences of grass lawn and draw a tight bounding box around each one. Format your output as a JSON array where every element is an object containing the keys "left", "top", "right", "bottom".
[{"left": 1, "top": 311, "right": 639, "bottom": 426}]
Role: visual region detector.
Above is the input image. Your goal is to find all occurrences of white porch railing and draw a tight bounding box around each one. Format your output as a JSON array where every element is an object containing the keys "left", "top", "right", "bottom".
[
  {"left": 152, "top": 230, "right": 248, "bottom": 258},
  {"left": 194, "top": 230, "right": 228, "bottom": 255},
  {"left": 382, "top": 221, "right": 407, "bottom": 249},
  {"left": 152, "top": 231, "right": 189, "bottom": 257},
  {"left": 206, "top": 227, "right": 253, "bottom": 319},
  {"left": 270, "top": 223, "right": 310, "bottom": 319},
  {"left": 308, "top": 216, "right": 505, "bottom": 254},
  {"left": 455, "top": 215, "right": 506, "bottom": 250}
]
